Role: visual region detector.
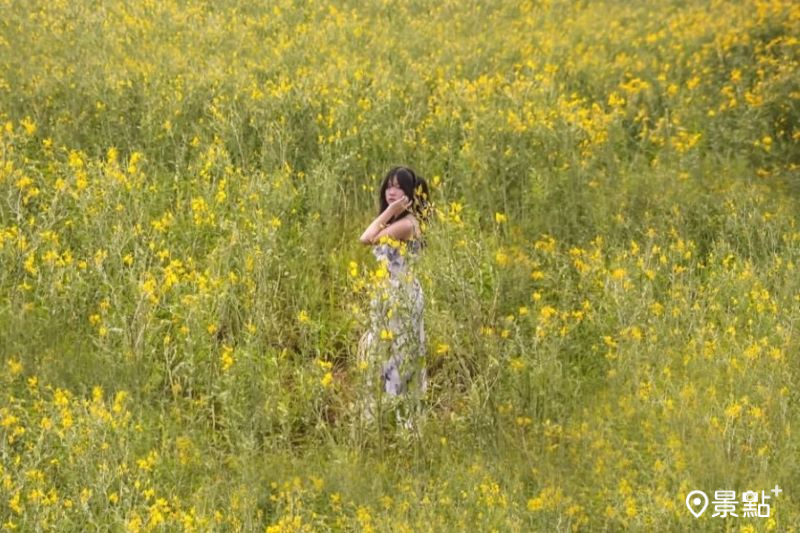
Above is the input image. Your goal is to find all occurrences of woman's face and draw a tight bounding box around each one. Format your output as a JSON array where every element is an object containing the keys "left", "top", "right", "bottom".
[{"left": 385, "top": 177, "right": 406, "bottom": 204}]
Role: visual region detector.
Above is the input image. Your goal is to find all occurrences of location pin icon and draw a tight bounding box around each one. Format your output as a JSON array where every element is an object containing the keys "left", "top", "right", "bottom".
[{"left": 686, "top": 490, "right": 709, "bottom": 518}]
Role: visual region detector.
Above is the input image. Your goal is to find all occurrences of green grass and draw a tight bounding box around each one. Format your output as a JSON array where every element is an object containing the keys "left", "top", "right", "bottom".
[{"left": 1, "top": 0, "right": 799, "bottom": 530}]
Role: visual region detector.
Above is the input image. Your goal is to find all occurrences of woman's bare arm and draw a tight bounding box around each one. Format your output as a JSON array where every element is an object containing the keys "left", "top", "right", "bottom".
[
  {"left": 361, "top": 217, "right": 415, "bottom": 244},
  {"left": 359, "top": 197, "right": 411, "bottom": 244},
  {"left": 359, "top": 210, "right": 395, "bottom": 244}
]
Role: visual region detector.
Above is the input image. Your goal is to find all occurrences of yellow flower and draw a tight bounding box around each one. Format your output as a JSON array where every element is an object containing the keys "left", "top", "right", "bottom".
[
  {"left": 23, "top": 254, "right": 37, "bottom": 275},
  {"left": 373, "top": 263, "right": 388, "bottom": 281},
  {"left": 527, "top": 497, "right": 543, "bottom": 511},
  {"left": 220, "top": 345, "right": 234, "bottom": 372},
  {"left": 744, "top": 343, "right": 761, "bottom": 360},
  {"left": 7, "top": 358, "right": 23, "bottom": 377},
  {"left": 509, "top": 358, "right": 525, "bottom": 371},
  {"left": 527, "top": 485, "right": 564, "bottom": 512},
  {"left": 539, "top": 306, "right": 556, "bottom": 320},
  {"left": 297, "top": 310, "right": 310, "bottom": 323},
  {"left": 20, "top": 117, "right": 37, "bottom": 136},
  {"left": 533, "top": 235, "right": 556, "bottom": 253},
  {"left": 320, "top": 372, "right": 333, "bottom": 387},
  {"left": 725, "top": 402, "right": 742, "bottom": 419},
  {"left": 8, "top": 491, "right": 22, "bottom": 514},
  {"left": 495, "top": 250, "right": 509, "bottom": 266}
]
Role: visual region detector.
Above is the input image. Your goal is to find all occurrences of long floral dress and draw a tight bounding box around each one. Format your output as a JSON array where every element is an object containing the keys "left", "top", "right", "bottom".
[{"left": 357, "top": 236, "right": 427, "bottom": 425}]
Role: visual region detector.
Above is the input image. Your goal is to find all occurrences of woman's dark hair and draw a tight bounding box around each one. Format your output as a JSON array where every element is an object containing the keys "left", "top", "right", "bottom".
[{"left": 378, "top": 166, "right": 432, "bottom": 231}]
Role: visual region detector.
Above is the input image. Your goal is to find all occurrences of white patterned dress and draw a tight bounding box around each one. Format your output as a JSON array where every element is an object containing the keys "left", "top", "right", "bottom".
[{"left": 357, "top": 237, "right": 427, "bottom": 424}]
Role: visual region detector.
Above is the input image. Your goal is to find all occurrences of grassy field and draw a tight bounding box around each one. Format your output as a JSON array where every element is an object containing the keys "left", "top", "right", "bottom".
[{"left": 1, "top": 0, "right": 799, "bottom": 530}]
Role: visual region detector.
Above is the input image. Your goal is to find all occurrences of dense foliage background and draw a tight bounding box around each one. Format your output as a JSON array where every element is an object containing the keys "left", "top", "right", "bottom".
[{"left": 1, "top": 0, "right": 798, "bottom": 530}]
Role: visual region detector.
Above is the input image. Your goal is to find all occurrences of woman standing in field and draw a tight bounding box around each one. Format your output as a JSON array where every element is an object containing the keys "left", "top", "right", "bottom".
[{"left": 358, "top": 166, "right": 431, "bottom": 429}]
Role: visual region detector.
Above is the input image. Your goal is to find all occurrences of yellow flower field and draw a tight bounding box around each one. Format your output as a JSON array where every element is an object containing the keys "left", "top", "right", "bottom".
[{"left": 1, "top": 0, "right": 799, "bottom": 530}]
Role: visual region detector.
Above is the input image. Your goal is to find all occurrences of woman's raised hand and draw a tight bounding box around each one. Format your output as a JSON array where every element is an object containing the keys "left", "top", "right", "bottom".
[{"left": 387, "top": 195, "right": 412, "bottom": 216}]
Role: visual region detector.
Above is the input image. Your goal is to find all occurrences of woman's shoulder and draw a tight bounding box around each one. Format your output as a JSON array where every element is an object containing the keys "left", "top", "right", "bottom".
[{"left": 402, "top": 214, "right": 422, "bottom": 240}]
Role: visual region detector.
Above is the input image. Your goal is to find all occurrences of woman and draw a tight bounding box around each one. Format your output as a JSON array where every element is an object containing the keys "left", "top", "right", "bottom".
[{"left": 358, "top": 166, "right": 431, "bottom": 428}]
